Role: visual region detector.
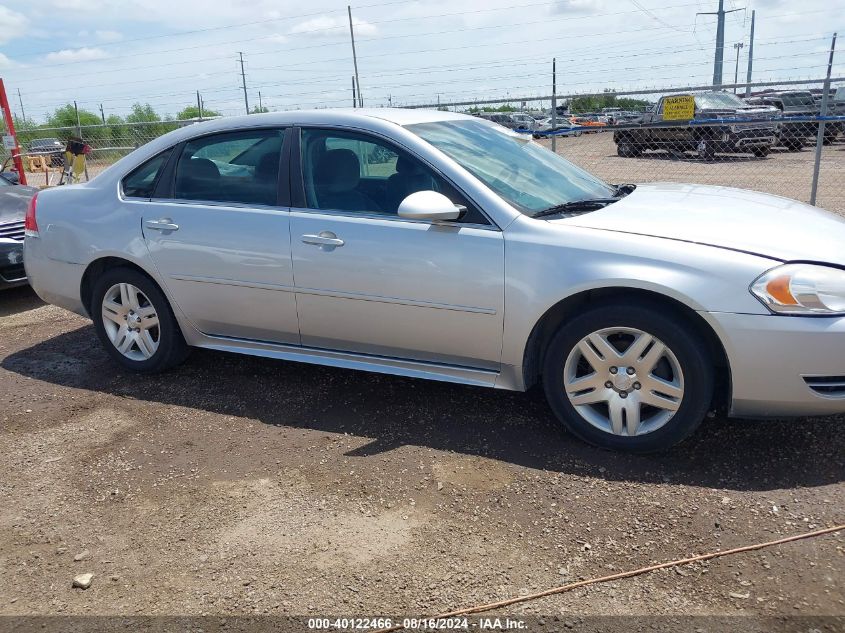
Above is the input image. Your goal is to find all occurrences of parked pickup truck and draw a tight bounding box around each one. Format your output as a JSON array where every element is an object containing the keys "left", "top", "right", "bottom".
[
  {"left": 614, "top": 91, "right": 778, "bottom": 160},
  {"left": 745, "top": 90, "right": 818, "bottom": 151}
]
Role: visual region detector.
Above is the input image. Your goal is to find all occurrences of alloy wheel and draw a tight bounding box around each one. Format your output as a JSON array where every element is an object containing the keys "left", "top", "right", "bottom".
[
  {"left": 101, "top": 283, "right": 160, "bottom": 361},
  {"left": 563, "top": 327, "right": 684, "bottom": 437}
]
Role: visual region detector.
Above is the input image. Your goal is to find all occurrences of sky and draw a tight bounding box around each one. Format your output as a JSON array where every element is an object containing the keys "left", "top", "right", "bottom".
[{"left": 0, "top": 0, "right": 843, "bottom": 123}]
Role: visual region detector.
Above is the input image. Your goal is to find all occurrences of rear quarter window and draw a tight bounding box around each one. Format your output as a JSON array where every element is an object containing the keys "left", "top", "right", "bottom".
[{"left": 121, "top": 149, "right": 172, "bottom": 199}]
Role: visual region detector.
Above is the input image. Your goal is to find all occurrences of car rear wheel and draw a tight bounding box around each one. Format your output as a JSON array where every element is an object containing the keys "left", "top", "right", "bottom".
[
  {"left": 542, "top": 301, "right": 713, "bottom": 452},
  {"left": 752, "top": 146, "right": 771, "bottom": 158},
  {"left": 91, "top": 267, "right": 189, "bottom": 373}
]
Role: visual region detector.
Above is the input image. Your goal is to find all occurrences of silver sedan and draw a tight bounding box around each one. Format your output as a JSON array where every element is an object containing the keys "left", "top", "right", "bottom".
[{"left": 23, "top": 109, "right": 845, "bottom": 452}]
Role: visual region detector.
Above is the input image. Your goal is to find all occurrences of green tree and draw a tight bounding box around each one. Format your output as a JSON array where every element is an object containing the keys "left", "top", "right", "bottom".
[
  {"left": 124, "top": 102, "right": 178, "bottom": 146},
  {"left": 46, "top": 104, "right": 101, "bottom": 128},
  {"left": 176, "top": 105, "right": 222, "bottom": 120},
  {"left": 250, "top": 105, "right": 269, "bottom": 114}
]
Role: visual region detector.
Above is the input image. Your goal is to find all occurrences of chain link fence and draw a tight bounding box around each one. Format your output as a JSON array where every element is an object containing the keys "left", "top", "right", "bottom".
[
  {"left": 3, "top": 119, "right": 200, "bottom": 186},
  {"left": 2, "top": 79, "right": 843, "bottom": 216}
]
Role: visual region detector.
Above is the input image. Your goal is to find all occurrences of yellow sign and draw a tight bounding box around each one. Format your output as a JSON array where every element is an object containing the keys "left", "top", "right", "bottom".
[{"left": 663, "top": 95, "right": 695, "bottom": 121}]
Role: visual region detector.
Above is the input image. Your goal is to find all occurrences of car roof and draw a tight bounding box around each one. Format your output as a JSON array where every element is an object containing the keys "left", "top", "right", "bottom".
[
  {"left": 205, "top": 108, "right": 473, "bottom": 128},
  {"left": 84, "top": 108, "right": 483, "bottom": 187}
]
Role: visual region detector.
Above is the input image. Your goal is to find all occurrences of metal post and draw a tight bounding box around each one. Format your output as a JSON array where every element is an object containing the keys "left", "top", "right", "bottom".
[
  {"left": 810, "top": 32, "right": 837, "bottom": 206},
  {"left": 238, "top": 52, "right": 250, "bottom": 115},
  {"left": 698, "top": 0, "right": 741, "bottom": 87},
  {"left": 73, "top": 100, "right": 89, "bottom": 182},
  {"left": 744, "top": 10, "right": 755, "bottom": 96},
  {"left": 197, "top": 91, "right": 203, "bottom": 121},
  {"left": 352, "top": 76, "right": 357, "bottom": 108},
  {"left": 551, "top": 58, "right": 557, "bottom": 153},
  {"left": 733, "top": 43, "right": 744, "bottom": 93},
  {"left": 713, "top": 0, "right": 725, "bottom": 85},
  {"left": 17, "top": 89, "right": 25, "bottom": 124},
  {"left": 348, "top": 5, "right": 362, "bottom": 107},
  {"left": 0, "top": 79, "right": 27, "bottom": 185}
]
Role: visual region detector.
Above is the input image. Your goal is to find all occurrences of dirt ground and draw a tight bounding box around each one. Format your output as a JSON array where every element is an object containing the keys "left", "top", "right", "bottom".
[{"left": 0, "top": 285, "right": 843, "bottom": 629}]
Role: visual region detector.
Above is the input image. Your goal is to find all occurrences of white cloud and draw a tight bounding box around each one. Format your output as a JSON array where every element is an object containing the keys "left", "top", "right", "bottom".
[
  {"left": 555, "top": 0, "right": 604, "bottom": 14},
  {"left": 95, "top": 29, "right": 123, "bottom": 43},
  {"left": 288, "top": 14, "right": 377, "bottom": 38},
  {"left": 44, "top": 47, "right": 110, "bottom": 63},
  {"left": 0, "top": 6, "right": 28, "bottom": 44},
  {"left": 0, "top": 52, "right": 16, "bottom": 69}
]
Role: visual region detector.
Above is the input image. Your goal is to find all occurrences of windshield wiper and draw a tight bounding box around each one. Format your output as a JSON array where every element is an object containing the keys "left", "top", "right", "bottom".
[{"left": 532, "top": 198, "right": 619, "bottom": 219}]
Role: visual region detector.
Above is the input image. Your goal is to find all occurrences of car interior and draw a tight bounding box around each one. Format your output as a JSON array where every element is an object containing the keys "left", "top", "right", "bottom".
[{"left": 174, "top": 132, "right": 283, "bottom": 206}]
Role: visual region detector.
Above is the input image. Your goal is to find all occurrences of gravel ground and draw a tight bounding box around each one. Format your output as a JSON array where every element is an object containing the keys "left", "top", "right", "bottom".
[{"left": 0, "top": 285, "right": 843, "bottom": 627}]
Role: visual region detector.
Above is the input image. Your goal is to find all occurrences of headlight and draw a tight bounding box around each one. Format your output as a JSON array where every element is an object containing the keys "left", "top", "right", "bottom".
[{"left": 750, "top": 264, "right": 845, "bottom": 315}]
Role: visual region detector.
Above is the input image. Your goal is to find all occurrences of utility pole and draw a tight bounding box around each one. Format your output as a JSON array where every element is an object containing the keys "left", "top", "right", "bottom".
[
  {"left": 810, "top": 32, "right": 837, "bottom": 206},
  {"left": 698, "top": 0, "right": 744, "bottom": 86},
  {"left": 732, "top": 42, "right": 744, "bottom": 93},
  {"left": 238, "top": 52, "right": 249, "bottom": 115},
  {"left": 352, "top": 76, "right": 357, "bottom": 108},
  {"left": 99, "top": 103, "right": 106, "bottom": 124},
  {"left": 16, "top": 89, "right": 25, "bottom": 124},
  {"left": 258, "top": 91, "right": 263, "bottom": 112},
  {"left": 348, "top": 5, "right": 362, "bottom": 107},
  {"left": 196, "top": 91, "right": 203, "bottom": 121},
  {"left": 73, "top": 100, "right": 81, "bottom": 135},
  {"left": 551, "top": 58, "right": 557, "bottom": 153},
  {"left": 745, "top": 10, "right": 755, "bottom": 96}
]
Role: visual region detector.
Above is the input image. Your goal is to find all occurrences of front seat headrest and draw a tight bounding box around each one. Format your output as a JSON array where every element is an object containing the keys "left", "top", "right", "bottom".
[{"left": 315, "top": 149, "right": 361, "bottom": 193}]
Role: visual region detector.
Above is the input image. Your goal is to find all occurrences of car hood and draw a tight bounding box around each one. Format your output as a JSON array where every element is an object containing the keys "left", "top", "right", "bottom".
[{"left": 557, "top": 183, "right": 845, "bottom": 264}]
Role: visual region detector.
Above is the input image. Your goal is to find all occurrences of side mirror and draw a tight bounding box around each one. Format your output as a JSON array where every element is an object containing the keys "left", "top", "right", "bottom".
[{"left": 397, "top": 190, "right": 465, "bottom": 222}]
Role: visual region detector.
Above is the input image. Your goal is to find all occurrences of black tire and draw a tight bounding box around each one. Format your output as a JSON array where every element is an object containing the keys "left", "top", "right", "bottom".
[
  {"left": 91, "top": 267, "right": 189, "bottom": 373},
  {"left": 616, "top": 138, "right": 641, "bottom": 157},
  {"left": 785, "top": 140, "right": 804, "bottom": 152},
  {"left": 752, "top": 146, "right": 770, "bottom": 158},
  {"left": 541, "top": 300, "right": 714, "bottom": 453}
]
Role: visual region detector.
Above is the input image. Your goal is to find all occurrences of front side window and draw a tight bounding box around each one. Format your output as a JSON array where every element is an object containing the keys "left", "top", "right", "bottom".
[
  {"left": 407, "top": 119, "right": 614, "bottom": 215},
  {"left": 122, "top": 149, "right": 172, "bottom": 199},
  {"left": 299, "top": 128, "right": 485, "bottom": 223},
  {"left": 174, "top": 129, "right": 283, "bottom": 206}
]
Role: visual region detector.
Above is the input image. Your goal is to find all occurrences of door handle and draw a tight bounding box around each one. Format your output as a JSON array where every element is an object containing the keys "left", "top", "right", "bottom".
[
  {"left": 301, "top": 232, "right": 344, "bottom": 248},
  {"left": 145, "top": 218, "right": 179, "bottom": 232}
]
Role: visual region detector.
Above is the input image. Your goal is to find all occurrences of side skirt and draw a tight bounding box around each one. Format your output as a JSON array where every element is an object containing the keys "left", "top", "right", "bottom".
[{"left": 194, "top": 333, "right": 507, "bottom": 389}]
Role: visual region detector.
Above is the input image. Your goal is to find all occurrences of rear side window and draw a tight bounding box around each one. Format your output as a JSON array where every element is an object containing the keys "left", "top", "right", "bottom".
[
  {"left": 174, "top": 129, "right": 284, "bottom": 206},
  {"left": 122, "top": 149, "right": 171, "bottom": 199}
]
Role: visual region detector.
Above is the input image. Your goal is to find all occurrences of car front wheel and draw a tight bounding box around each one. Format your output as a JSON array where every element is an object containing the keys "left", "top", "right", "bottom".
[
  {"left": 91, "top": 267, "right": 189, "bottom": 373},
  {"left": 542, "top": 302, "right": 713, "bottom": 452}
]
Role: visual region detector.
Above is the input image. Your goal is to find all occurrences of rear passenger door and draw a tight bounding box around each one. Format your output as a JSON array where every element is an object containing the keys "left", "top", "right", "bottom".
[{"left": 137, "top": 127, "right": 301, "bottom": 344}]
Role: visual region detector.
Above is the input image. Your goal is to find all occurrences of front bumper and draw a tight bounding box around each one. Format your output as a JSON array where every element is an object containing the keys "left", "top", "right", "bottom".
[
  {"left": 707, "top": 311, "right": 845, "bottom": 418},
  {"left": 0, "top": 238, "right": 26, "bottom": 289}
]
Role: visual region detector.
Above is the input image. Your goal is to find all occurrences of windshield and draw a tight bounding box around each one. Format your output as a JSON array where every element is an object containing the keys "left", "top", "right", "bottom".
[
  {"left": 406, "top": 119, "right": 614, "bottom": 214},
  {"left": 779, "top": 92, "right": 816, "bottom": 108},
  {"left": 31, "top": 139, "right": 60, "bottom": 147},
  {"left": 693, "top": 92, "right": 746, "bottom": 109}
]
